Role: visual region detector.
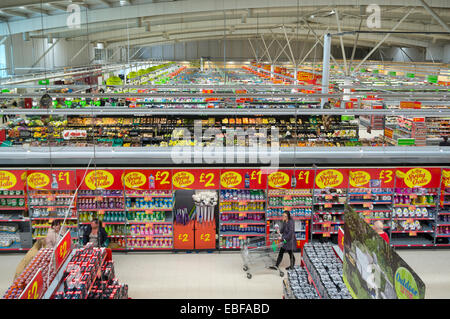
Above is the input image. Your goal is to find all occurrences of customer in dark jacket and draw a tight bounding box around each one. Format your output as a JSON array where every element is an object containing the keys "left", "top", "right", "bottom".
[
  {"left": 82, "top": 218, "right": 109, "bottom": 247},
  {"left": 271, "top": 211, "right": 296, "bottom": 270}
]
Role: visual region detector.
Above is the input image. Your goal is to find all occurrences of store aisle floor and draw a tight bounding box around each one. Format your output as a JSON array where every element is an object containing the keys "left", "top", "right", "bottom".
[
  {"left": 1, "top": 250, "right": 449, "bottom": 299},
  {"left": 111, "top": 251, "right": 288, "bottom": 299}
]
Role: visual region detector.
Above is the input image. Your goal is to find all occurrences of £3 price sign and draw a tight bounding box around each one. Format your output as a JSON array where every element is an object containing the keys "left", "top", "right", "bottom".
[
  {"left": 54, "top": 230, "right": 72, "bottom": 271},
  {"left": 19, "top": 268, "right": 44, "bottom": 299}
]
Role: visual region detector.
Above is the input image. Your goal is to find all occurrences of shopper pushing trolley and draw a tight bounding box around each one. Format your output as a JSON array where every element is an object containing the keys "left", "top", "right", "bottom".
[{"left": 241, "top": 211, "right": 296, "bottom": 279}]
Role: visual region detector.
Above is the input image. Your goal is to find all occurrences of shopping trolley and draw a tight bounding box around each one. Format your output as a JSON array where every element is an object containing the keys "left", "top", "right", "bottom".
[{"left": 241, "top": 233, "right": 284, "bottom": 279}]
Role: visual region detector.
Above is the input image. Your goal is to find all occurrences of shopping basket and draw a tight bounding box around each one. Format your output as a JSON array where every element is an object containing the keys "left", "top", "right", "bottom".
[{"left": 241, "top": 235, "right": 284, "bottom": 279}]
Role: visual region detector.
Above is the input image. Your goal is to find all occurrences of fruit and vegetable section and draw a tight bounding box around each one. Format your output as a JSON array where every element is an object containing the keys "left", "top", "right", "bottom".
[{"left": 0, "top": 166, "right": 449, "bottom": 252}]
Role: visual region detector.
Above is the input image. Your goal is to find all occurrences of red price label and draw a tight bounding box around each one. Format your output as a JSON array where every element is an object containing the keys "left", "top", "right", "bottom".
[
  {"left": 19, "top": 269, "right": 44, "bottom": 299},
  {"left": 54, "top": 230, "right": 72, "bottom": 271}
]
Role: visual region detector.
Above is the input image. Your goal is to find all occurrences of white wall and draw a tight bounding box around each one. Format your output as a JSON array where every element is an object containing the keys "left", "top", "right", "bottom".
[
  {"left": 137, "top": 39, "right": 326, "bottom": 63},
  {"left": 444, "top": 44, "right": 450, "bottom": 64},
  {"left": 5, "top": 34, "right": 94, "bottom": 75},
  {"left": 381, "top": 47, "right": 426, "bottom": 62}
]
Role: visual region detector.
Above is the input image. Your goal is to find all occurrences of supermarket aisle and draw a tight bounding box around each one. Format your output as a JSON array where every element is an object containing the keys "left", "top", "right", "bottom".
[
  {"left": 1, "top": 250, "right": 449, "bottom": 299},
  {"left": 111, "top": 251, "right": 289, "bottom": 299}
]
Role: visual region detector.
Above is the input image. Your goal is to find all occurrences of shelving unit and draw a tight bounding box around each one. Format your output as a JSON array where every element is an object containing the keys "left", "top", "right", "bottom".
[
  {"left": 0, "top": 170, "right": 31, "bottom": 251},
  {"left": 219, "top": 190, "right": 266, "bottom": 249},
  {"left": 26, "top": 170, "right": 78, "bottom": 246},
  {"left": 125, "top": 190, "right": 174, "bottom": 250},
  {"left": 390, "top": 167, "right": 441, "bottom": 247},
  {"left": 312, "top": 190, "right": 348, "bottom": 238}
]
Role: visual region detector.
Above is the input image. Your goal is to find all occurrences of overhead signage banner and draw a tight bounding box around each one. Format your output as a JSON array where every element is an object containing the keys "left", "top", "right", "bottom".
[
  {"left": 349, "top": 168, "right": 395, "bottom": 188},
  {"left": 172, "top": 169, "right": 220, "bottom": 190},
  {"left": 220, "top": 169, "right": 266, "bottom": 190},
  {"left": 0, "top": 170, "right": 27, "bottom": 191},
  {"left": 123, "top": 169, "right": 172, "bottom": 190},
  {"left": 76, "top": 169, "right": 124, "bottom": 190},
  {"left": 395, "top": 167, "right": 441, "bottom": 189},
  {"left": 343, "top": 206, "right": 426, "bottom": 299},
  {"left": 27, "top": 170, "right": 76, "bottom": 190},
  {"left": 265, "top": 169, "right": 295, "bottom": 189},
  {"left": 315, "top": 169, "right": 348, "bottom": 189}
]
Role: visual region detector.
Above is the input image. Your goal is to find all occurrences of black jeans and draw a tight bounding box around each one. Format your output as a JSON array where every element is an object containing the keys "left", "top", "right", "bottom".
[{"left": 276, "top": 247, "right": 294, "bottom": 267}]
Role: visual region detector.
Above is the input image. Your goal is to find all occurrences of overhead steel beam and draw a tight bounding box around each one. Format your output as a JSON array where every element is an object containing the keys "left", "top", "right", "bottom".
[
  {"left": 1, "top": 9, "right": 29, "bottom": 18},
  {"left": 282, "top": 25, "right": 297, "bottom": 68},
  {"left": 354, "top": 7, "right": 415, "bottom": 70},
  {"left": 22, "top": 6, "right": 50, "bottom": 16},
  {"left": 70, "top": 41, "right": 91, "bottom": 62},
  {"left": 96, "top": 0, "right": 113, "bottom": 8},
  {"left": 260, "top": 35, "right": 273, "bottom": 64},
  {"left": 30, "top": 38, "right": 61, "bottom": 68},
  {"left": 418, "top": 0, "right": 450, "bottom": 33},
  {"left": 334, "top": 9, "right": 348, "bottom": 76}
]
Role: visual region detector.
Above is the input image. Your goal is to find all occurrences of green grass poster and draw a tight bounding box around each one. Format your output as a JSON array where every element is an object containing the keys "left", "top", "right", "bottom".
[{"left": 342, "top": 206, "right": 426, "bottom": 299}]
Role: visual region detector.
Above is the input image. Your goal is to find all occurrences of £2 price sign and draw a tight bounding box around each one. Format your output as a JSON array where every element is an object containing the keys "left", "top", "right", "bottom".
[
  {"left": 19, "top": 269, "right": 44, "bottom": 299},
  {"left": 172, "top": 169, "right": 219, "bottom": 190},
  {"left": 54, "top": 230, "right": 72, "bottom": 271}
]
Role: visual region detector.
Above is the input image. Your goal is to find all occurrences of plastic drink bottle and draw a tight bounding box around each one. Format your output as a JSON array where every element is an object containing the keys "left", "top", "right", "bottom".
[
  {"left": 149, "top": 174, "right": 155, "bottom": 189},
  {"left": 51, "top": 174, "right": 58, "bottom": 189},
  {"left": 245, "top": 173, "right": 250, "bottom": 189},
  {"left": 291, "top": 174, "right": 297, "bottom": 188}
]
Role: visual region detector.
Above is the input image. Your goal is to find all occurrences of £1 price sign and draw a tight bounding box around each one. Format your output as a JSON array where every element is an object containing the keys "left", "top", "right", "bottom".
[
  {"left": 19, "top": 268, "right": 44, "bottom": 299},
  {"left": 54, "top": 230, "right": 72, "bottom": 271}
]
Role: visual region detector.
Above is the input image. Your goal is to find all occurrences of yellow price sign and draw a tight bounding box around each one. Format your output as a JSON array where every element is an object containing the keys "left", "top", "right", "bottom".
[
  {"left": 178, "top": 233, "right": 189, "bottom": 242},
  {"left": 250, "top": 170, "right": 262, "bottom": 184},
  {"left": 199, "top": 172, "right": 216, "bottom": 188},
  {"left": 409, "top": 231, "right": 417, "bottom": 236},
  {"left": 155, "top": 170, "right": 171, "bottom": 185},
  {"left": 58, "top": 172, "right": 70, "bottom": 185},
  {"left": 200, "top": 233, "right": 211, "bottom": 242},
  {"left": 379, "top": 170, "right": 393, "bottom": 184},
  {"left": 324, "top": 203, "right": 332, "bottom": 208},
  {"left": 323, "top": 232, "right": 331, "bottom": 237}
]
